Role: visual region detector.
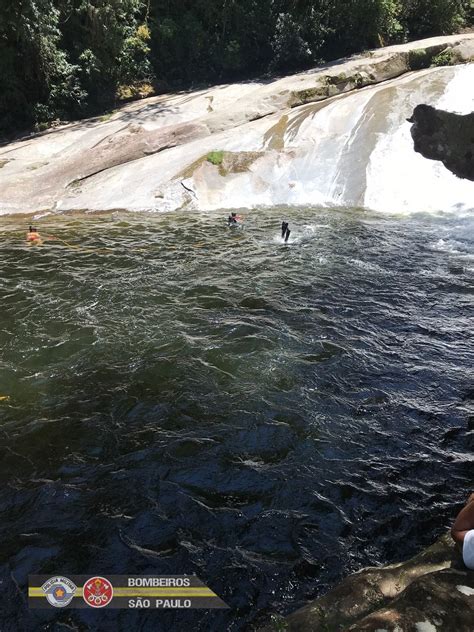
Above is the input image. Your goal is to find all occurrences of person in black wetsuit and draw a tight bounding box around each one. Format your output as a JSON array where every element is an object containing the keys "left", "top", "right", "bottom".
[
  {"left": 228, "top": 212, "right": 243, "bottom": 226},
  {"left": 281, "top": 221, "right": 291, "bottom": 243}
]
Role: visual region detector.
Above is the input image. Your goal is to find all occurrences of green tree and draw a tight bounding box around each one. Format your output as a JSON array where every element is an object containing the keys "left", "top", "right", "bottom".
[
  {"left": 0, "top": 0, "right": 471, "bottom": 136},
  {"left": 401, "top": 0, "right": 468, "bottom": 38},
  {"left": 57, "top": 0, "right": 152, "bottom": 109},
  {"left": 270, "top": 9, "right": 321, "bottom": 71},
  {"left": 323, "top": 0, "right": 404, "bottom": 58},
  {"left": 0, "top": 0, "right": 83, "bottom": 133},
  {"left": 149, "top": 0, "right": 275, "bottom": 82}
]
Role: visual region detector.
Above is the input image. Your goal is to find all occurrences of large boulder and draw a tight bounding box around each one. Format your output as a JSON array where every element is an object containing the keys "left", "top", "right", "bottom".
[
  {"left": 409, "top": 104, "right": 474, "bottom": 181},
  {"left": 451, "top": 40, "right": 474, "bottom": 62}
]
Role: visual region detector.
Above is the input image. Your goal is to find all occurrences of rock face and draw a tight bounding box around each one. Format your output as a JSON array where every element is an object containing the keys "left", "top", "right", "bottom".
[
  {"left": 261, "top": 534, "right": 474, "bottom": 631},
  {"left": 0, "top": 33, "right": 473, "bottom": 216},
  {"left": 451, "top": 39, "right": 474, "bottom": 63},
  {"left": 409, "top": 104, "right": 474, "bottom": 181}
]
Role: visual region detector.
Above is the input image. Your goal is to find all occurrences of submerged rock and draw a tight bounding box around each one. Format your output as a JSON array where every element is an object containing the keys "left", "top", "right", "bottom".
[
  {"left": 261, "top": 534, "right": 474, "bottom": 631},
  {"left": 409, "top": 104, "right": 474, "bottom": 181}
]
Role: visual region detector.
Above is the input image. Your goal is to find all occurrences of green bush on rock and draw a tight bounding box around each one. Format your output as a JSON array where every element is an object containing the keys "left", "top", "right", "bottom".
[
  {"left": 431, "top": 48, "right": 459, "bottom": 66},
  {"left": 206, "top": 151, "right": 224, "bottom": 166},
  {"left": 408, "top": 48, "right": 430, "bottom": 70}
]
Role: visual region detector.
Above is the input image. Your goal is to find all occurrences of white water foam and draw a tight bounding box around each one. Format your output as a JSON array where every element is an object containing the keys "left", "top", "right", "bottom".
[
  {"left": 364, "top": 65, "right": 474, "bottom": 215},
  {"left": 194, "top": 66, "right": 473, "bottom": 216}
]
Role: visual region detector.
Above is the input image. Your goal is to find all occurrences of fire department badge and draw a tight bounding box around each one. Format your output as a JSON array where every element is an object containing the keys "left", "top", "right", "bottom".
[
  {"left": 41, "top": 576, "right": 77, "bottom": 607},
  {"left": 83, "top": 576, "right": 114, "bottom": 608}
]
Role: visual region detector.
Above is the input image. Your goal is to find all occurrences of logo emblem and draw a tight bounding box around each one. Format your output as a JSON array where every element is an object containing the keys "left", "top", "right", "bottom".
[
  {"left": 83, "top": 576, "right": 114, "bottom": 608},
  {"left": 41, "top": 576, "right": 77, "bottom": 608}
]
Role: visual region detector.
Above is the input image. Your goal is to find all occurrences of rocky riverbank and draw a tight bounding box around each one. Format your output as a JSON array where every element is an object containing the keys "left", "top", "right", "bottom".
[
  {"left": 261, "top": 534, "right": 474, "bottom": 631},
  {"left": 0, "top": 33, "right": 473, "bottom": 216}
]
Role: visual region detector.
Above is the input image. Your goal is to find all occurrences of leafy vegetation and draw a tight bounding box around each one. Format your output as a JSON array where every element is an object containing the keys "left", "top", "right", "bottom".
[
  {"left": 0, "top": 0, "right": 471, "bottom": 135},
  {"left": 206, "top": 151, "right": 225, "bottom": 166},
  {"left": 408, "top": 48, "right": 430, "bottom": 70},
  {"left": 431, "top": 48, "right": 459, "bottom": 65},
  {"left": 400, "top": 0, "right": 469, "bottom": 37}
]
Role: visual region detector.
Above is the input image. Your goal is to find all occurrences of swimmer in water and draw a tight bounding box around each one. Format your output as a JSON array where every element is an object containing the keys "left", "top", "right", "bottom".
[
  {"left": 26, "top": 225, "right": 42, "bottom": 245},
  {"left": 281, "top": 221, "right": 291, "bottom": 243},
  {"left": 228, "top": 212, "right": 243, "bottom": 226}
]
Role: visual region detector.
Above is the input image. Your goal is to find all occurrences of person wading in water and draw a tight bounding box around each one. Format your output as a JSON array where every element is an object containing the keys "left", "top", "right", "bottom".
[{"left": 26, "top": 226, "right": 42, "bottom": 245}]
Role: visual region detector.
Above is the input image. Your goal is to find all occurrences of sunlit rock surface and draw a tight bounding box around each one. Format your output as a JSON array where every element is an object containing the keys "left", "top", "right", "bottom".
[
  {"left": 261, "top": 534, "right": 474, "bottom": 631},
  {"left": 410, "top": 104, "right": 474, "bottom": 181},
  {"left": 0, "top": 33, "right": 473, "bottom": 216}
]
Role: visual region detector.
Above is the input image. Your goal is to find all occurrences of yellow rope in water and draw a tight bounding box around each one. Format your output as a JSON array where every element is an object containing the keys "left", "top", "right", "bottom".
[
  {"left": 40, "top": 232, "right": 115, "bottom": 254},
  {"left": 23, "top": 232, "right": 216, "bottom": 254}
]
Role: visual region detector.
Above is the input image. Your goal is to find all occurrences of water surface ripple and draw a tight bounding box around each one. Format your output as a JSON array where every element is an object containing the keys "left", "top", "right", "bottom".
[{"left": 0, "top": 207, "right": 473, "bottom": 630}]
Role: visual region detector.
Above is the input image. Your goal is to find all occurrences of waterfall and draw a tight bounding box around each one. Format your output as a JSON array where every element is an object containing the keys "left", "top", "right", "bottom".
[
  {"left": 364, "top": 65, "right": 474, "bottom": 214},
  {"left": 188, "top": 64, "right": 474, "bottom": 215},
  {"left": 3, "top": 61, "right": 471, "bottom": 216}
]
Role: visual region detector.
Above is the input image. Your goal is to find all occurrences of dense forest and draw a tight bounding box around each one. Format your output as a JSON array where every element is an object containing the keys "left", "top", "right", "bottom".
[{"left": 0, "top": 0, "right": 472, "bottom": 135}]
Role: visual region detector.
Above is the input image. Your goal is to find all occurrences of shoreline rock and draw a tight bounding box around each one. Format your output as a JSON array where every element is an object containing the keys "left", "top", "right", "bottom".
[{"left": 260, "top": 533, "right": 474, "bottom": 631}]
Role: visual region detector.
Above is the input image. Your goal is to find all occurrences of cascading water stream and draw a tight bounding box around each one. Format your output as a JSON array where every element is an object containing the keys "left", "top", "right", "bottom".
[
  {"left": 185, "top": 64, "right": 474, "bottom": 215},
  {"left": 0, "top": 62, "right": 471, "bottom": 216},
  {"left": 364, "top": 65, "right": 474, "bottom": 213}
]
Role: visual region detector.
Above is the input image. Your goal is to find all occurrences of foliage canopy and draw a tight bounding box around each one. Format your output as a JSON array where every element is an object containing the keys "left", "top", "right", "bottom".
[{"left": 0, "top": 0, "right": 471, "bottom": 134}]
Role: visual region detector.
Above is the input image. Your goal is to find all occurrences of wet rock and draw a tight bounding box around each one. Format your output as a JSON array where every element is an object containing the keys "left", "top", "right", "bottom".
[
  {"left": 409, "top": 104, "right": 474, "bottom": 181},
  {"left": 347, "top": 568, "right": 474, "bottom": 631},
  {"left": 260, "top": 533, "right": 474, "bottom": 631}
]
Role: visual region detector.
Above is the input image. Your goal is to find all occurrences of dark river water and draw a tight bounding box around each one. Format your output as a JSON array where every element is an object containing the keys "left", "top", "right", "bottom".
[{"left": 0, "top": 207, "right": 473, "bottom": 631}]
